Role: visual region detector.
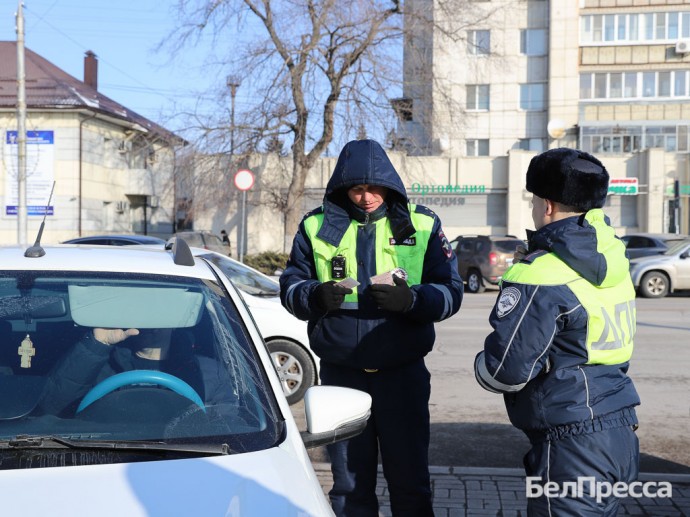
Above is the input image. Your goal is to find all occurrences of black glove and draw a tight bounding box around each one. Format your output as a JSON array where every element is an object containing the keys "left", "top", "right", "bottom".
[
  {"left": 313, "top": 281, "right": 353, "bottom": 312},
  {"left": 369, "top": 275, "right": 413, "bottom": 312}
]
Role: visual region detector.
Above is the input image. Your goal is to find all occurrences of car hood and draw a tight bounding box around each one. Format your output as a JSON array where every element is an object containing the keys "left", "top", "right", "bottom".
[
  {"left": 630, "top": 254, "right": 675, "bottom": 267},
  {"left": 0, "top": 447, "right": 331, "bottom": 516}
]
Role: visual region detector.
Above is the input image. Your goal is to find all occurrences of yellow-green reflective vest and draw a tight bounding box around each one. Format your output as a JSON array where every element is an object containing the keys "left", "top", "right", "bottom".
[
  {"left": 303, "top": 206, "right": 435, "bottom": 305},
  {"left": 502, "top": 253, "right": 636, "bottom": 365}
]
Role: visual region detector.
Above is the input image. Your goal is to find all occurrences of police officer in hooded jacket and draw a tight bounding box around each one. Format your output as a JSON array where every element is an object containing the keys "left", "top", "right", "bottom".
[
  {"left": 280, "top": 139, "right": 463, "bottom": 516},
  {"left": 475, "top": 148, "right": 640, "bottom": 516}
]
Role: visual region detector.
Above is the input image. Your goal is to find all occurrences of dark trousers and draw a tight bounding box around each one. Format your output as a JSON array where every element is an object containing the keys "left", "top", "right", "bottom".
[
  {"left": 320, "top": 360, "right": 434, "bottom": 517},
  {"left": 524, "top": 425, "right": 639, "bottom": 516}
]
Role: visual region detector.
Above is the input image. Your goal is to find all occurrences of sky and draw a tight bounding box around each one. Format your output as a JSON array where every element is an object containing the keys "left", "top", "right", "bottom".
[
  {"left": 2, "top": 1, "right": 234, "bottom": 136},
  {"left": 3, "top": 1, "right": 401, "bottom": 155}
]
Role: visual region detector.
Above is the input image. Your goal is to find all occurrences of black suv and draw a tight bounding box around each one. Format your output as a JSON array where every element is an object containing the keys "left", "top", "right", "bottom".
[{"left": 450, "top": 235, "right": 526, "bottom": 293}]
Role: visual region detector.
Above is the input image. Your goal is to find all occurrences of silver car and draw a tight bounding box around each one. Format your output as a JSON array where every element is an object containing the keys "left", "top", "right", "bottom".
[{"left": 629, "top": 239, "right": 690, "bottom": 298}]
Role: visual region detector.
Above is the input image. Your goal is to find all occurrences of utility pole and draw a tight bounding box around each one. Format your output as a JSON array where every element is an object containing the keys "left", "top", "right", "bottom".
[
  {"left": 227, "top": 76, "right": 240, "bottom": 156},
  {"left": 16, "top": 1, "right": 28, "bottom": 246}
]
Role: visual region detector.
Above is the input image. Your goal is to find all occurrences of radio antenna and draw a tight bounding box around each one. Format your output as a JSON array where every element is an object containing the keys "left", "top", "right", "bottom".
[{"left": 24, "top": 181, "right": 55, "bottom": 258}]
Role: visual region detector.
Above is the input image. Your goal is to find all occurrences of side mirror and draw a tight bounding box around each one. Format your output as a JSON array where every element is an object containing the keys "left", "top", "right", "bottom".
[{"left": 300, "top": 386, "right": 371, "bottom": 449}]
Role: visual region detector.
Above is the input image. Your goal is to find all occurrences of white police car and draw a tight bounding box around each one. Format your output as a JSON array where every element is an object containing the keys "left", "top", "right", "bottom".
[{"left": 0, "top": 241, "right": 370, "bottom": 516}]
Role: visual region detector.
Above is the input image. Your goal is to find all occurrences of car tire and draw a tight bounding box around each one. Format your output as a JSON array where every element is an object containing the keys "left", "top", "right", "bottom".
[
  {"left": 466, "top": 269, "right": 485, "bottom": 294},
  {"left": 267, "top": 339, "right": 316, "bottom": 405},
  {"left": 638, "top": 271, "right": 670, "bottom": 299}
]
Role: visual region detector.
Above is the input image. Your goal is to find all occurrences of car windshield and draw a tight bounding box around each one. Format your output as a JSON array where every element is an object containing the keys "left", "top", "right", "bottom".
[
  {"left": 0, "top": 270, "right": 281, "bottom": 456},
  {"left": 663, "top": 239, "right": 690, "bottom": 255},
  {"left": 201, "top": 254, "right": 280, "bottom": 297}
]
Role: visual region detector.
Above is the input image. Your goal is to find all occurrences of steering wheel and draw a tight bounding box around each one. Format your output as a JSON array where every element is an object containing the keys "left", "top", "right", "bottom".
[{"left": 76, "top": 370, "right": 205, "bottom": 414}]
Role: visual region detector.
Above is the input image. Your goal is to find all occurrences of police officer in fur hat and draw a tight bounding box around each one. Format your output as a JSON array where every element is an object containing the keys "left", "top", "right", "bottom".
[{"left": 475, "top": 148, "right": 640, "bottom": 516}]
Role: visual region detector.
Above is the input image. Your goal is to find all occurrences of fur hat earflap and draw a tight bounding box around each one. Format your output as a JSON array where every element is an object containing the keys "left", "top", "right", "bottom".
[{"left": 526, "top": 148, "right": 609, "bottom": 211}]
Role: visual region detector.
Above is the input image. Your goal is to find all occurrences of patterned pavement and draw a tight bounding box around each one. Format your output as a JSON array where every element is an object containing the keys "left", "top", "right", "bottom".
[{"left": 312, "top": 463, "right": 690, "bottom": 516}]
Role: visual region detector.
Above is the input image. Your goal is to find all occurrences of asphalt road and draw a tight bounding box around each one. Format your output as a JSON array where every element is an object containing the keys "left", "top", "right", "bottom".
[{"left": 293, "top": 289, "right": 690, "bottom": 474}]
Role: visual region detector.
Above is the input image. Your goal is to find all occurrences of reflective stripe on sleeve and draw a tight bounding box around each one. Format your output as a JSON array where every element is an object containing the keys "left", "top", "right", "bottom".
[
  {"left": 285, "top": 280, "right": 307, "bottom": 314},
  {"left": 429, "top": 283, "right": 453, "bottom": 320},
  {"left": 474, "top": 352, "right": 526, "bottom": 393}
]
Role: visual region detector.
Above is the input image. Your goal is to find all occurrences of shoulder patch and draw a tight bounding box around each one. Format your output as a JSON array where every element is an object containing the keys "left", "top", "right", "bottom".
[
  {"left": 496, "top": 286, "right": 521, "bottom": 318},
  {"left": 439, "top": 231, "right": 453, "bottom": 259}
]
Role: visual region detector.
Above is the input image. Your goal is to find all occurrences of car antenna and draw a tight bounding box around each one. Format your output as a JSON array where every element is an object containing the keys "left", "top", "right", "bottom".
[
  {"left": 24, "top": 181, "right": 55, "bottom": 258},
  {"left": 171, "top": 236, "right": 195, "bottom": 266}
]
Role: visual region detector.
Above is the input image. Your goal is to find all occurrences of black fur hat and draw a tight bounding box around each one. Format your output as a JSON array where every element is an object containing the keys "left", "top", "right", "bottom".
[{"left": 526, "top": 148, "right": 609, "bottom": 211}]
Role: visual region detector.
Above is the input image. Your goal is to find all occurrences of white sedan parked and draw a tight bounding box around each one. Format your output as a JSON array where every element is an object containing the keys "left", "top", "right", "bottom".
[{"left": 0, "top": 242, "right": 370, "bottom": 516}]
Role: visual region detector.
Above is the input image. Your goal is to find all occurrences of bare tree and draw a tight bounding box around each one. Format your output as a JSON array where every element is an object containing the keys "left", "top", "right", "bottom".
[{"left": 166, "top": 0, "right": 503, "bottom": 246}]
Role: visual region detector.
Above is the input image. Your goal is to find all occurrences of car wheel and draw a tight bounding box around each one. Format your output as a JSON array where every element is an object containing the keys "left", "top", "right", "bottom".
[
  {"left": 638, "top": 271, "right": 669, "bottom": 299},
  {"left": 466, "top": 269, "right": 485, "bottom": 294},
  {"left": 267, "top": 339, "right": 316, "bottom": 405}
]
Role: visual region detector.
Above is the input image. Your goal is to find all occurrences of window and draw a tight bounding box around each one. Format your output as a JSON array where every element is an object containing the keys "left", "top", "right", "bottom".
[
  {"left": 643, "top": 72, "right": 655, "bottom": 97},
  {"left": 604, "top": 14, "right": 615, "bottom": 41},
  {"left": 468, "top": 30, "right": 490, "bottom": 55},
  {"left": 610, "top": 73, "right": 622, "bottom": 98},
  {"left": 624, "top": 74, "right": 637, "bottom": 98},
  {"left": 594, "top": 73, "right": 607, "bottom": 98},
  {"left": 580, "top": 71, "right": 689, "bottom": 100},
  {"left": 658, "top": 72, "right": 671, "bottom": 97},
  {"left": 520, "top": 29, "right": 547, "bottom": 56},
  {"left": 518, "top": 138, "right": 545, "bottom": 152},
  {"left": 669, "top": 12, "right": 679, "bottom": 39},
  {"left": 519, "top": 83, "right": 545, "bottom": 110},
  {"left": 617, "top": 14, "right": 627, "bottom": 40},
  {"left": 467, "top": 84, "right": 490, "bottom": 110},
  {"left": 581, "top": 125, "right": 684, "bottom": 154},
  {"left": 674, "top": 72, "right": 686, "bottom": 97},
  {"left": 581, "top": 11, "right": 690, "bottom": 43},
  {"left": 466, "top": 139, "right": 489, "bottom": 156},
  {"left": 580, "top": 74, "right": 592, "bottom": 99}
]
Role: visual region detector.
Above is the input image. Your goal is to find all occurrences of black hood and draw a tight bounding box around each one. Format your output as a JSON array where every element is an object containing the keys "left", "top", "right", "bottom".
[{"left": 317, "top": 139, "right": 414, "bottom": 246}]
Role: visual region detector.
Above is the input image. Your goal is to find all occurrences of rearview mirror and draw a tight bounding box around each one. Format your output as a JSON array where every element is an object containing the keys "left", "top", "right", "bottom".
[{"left": 0, "top": 296, "right": 67, "bottom": 319}]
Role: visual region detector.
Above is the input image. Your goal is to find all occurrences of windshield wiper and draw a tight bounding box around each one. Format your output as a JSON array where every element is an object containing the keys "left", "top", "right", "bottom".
[{"left": 0, "top": 435, "right": 234, "bottom": 455}]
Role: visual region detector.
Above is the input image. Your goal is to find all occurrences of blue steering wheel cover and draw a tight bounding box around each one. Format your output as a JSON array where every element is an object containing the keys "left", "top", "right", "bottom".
[{"left": 76, "top": 370, "right": 205, "bottom": 413}]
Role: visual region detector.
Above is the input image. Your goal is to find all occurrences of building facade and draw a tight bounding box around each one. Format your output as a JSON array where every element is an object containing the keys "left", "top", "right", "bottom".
[
  {"left": 391, "top": 0, "right": 690, "bottom": 235},
  {"left": 0, "top": 44, "right": 183, "bottom": 245}
]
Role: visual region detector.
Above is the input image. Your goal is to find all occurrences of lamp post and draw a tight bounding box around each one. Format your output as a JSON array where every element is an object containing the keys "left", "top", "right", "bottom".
[
  {"left": 226, "top": 76, "right": 241, "bottom": 258},
  {"left": 226, "top": 76, "right": 240, "bottom": 156},
  {"left": 234, "top": 169, "right": 254, "bottom": 263}
]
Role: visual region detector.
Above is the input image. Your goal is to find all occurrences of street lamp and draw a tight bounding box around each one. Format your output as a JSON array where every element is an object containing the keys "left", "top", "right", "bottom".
[
  {"left": 226, "top": 76, "right": 240, "bottom": 156},
  {"left": 234, "top": 169, "right": 254, "bottom": 263}
]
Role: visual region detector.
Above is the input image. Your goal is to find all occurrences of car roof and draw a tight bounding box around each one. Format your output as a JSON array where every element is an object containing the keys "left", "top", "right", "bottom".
[
  {"left": 62, "top": 234, "right": 167, "bottom": 244},
  {"left": 0, "top": 245, "right": 216, "bottom": 280}
]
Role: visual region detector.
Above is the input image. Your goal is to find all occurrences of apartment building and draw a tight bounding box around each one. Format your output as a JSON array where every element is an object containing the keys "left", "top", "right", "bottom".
[{"left": 391, "top": 0, "right": 690, "bottom": 234}]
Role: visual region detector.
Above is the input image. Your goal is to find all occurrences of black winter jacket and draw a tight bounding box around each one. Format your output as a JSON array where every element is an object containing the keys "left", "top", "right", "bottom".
[{"left": 280, "top": 139, "right": 464, "bottom": 369}]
